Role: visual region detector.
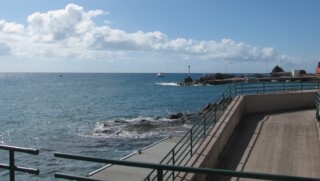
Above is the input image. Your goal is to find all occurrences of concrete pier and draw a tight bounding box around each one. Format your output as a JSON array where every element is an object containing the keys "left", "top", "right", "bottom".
[
  {"left": 177, "top": 91, "right": 320, "bottom": 181},
  {"left": 89, "top": 91, "right": 320, "bottom": 181},
  {"left": 209, "top": 109, "right": 320, "bottom": 181}
]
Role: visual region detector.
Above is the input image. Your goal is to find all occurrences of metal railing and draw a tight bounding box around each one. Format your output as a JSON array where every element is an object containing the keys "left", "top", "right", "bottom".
[
  {"left": 0, "top": 144, "right": 39, "bottom": 181},
  {"left": 144, "top": 83, "right": 236, "bottom": 181},
  {"left": 54, "top": 152, "right": 320, "bottom": 181},
  {"left": 144, "top": 80, "right": 320, "bottom": 181},
  {"left": 235, "top": 81, "right": 320, "bottom": 95},
  {"left": 316, "top": 92, "right": 320, "bottom": 124}
]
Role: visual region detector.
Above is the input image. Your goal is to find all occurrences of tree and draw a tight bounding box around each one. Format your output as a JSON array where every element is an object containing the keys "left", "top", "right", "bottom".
[{"left": 271, "top": 65, "right": 284, "bottom": 73}]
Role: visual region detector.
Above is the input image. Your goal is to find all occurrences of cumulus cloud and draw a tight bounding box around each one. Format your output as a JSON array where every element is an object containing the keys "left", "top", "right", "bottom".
[
  {"left": 0, "top": 3, "right": 290, "bottom": 62},
  {"left": 0, "top": 20, "right": 24, "bottom": 34}
]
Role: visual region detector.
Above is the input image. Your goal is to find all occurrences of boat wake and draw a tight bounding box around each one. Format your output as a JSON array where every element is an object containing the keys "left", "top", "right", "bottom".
[{"left": 155, "top": 82, "right": 179, "bottom": 86}]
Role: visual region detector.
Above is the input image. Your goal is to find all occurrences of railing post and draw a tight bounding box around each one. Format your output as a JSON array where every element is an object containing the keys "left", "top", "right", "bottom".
[
  {"left": 172, "top": 150, "right": 175, "bottom": 165},
  {"left": 263, "top": 82, "right": 265, "bottom": 94},
  {"left": 282, "top": 82, "right": 285, "bottom": 92},
  {"left": 157, "top": 169, "right": 163, "bottom": 181},
  {"left": 301, "top": 82, "right": 303, "bottom": 92},
  {"left": 172, "top": 150, "right": 175, "bottom": 180},
  {"left": 9, "top": 150, "right": 15, "bottom": 181}
]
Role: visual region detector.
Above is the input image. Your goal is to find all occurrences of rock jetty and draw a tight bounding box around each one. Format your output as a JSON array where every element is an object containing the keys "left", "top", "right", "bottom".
[{"left": 179, "top": 66, "right": 318, "bottom": 86}]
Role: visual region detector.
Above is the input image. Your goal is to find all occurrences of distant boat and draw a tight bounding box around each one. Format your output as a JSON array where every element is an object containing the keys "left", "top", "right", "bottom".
[{"left": 157, "top": 72, "right": 165, "bottom": 77}]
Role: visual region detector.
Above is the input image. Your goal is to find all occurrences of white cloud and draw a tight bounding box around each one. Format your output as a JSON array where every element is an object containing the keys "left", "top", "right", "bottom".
[
  {"left": 0, "top": 3, "right": 293, "bottom": 63},
  {"left": 0, "top": 20, "right": 24, "bottom": 34},
  {"left": 27, "top": 4, "right": 102, "bottom": 42}
]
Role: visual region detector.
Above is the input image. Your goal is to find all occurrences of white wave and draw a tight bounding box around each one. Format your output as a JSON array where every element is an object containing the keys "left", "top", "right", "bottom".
[
  {"left": 155, "top": 82, "right": 179, "bottom": 86},
  {"left": 78, "top": 114, "right": 192, "bottom": 139}
]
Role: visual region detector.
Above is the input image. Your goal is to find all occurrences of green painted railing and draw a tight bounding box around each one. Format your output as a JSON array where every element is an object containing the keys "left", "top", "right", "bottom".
[
  {"left": 316, "top": 92, "right": 320, "bottom": 124},
  {"left": 54, "top": 152, "right": 320, "bottom": 181},
  {"left": 235, "top": 81, "right": 320, "bottom": 95},
  {"left": 144, "top": 83, "right": 236, "bottom": 181},
  {"left": 144, "top": 80, "right": 320, "bottom": 181},
  {"left": 0, "top": 144, "right": 39, "bottom": 181}
]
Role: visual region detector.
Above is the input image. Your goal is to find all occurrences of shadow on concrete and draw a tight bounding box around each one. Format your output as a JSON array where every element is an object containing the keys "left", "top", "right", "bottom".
[{"left": 205, "top": 113, "right": 268, "bottom": 181}]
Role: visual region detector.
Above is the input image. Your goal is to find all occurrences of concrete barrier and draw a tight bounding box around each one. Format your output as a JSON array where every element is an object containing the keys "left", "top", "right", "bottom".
[
  {"left": 177, "top": 91, "right": 317, "bottom": 181},
  {"left": 245, "top": 91, "right": 316, "bottom": 114}
]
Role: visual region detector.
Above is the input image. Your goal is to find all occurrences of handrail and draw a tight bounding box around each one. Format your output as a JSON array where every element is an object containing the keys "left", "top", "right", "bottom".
[
  {"left": 235, "top": 81, "right": 320, "bottom": 96},
  {"left": 0, "top": 144, "right": 40, "bottom": 181},
  {"left": 316, "top": 92, "right": 320, "bottom": 124},
  {"left": 144, "top": 83, "right": 236, "bottom": 181},
  {"left": 144, "top": 80, "right": 320, "bottom": 181},
  {"left": 54, "top": 152, "right": 320, "bottom": 181}
]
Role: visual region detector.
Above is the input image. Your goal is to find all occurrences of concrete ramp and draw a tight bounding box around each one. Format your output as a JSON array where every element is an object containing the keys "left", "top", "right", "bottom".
[{"left": 211, "top": 109, "right": 320, "bottom": 181}]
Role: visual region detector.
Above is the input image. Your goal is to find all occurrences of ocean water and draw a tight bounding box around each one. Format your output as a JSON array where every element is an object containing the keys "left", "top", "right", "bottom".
[{"left": 0, "top": 73, "right": 228, "bottom": 180}]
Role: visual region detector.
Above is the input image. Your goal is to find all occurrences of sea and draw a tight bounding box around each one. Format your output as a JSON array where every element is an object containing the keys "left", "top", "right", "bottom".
[{"left": 0, "top": 73, "right": 229, "bottom": 180}]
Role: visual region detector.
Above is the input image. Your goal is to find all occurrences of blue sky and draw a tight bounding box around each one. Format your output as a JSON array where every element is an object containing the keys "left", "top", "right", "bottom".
[{"left": 0, "top": 0, "right": 319, "bottom": 73}]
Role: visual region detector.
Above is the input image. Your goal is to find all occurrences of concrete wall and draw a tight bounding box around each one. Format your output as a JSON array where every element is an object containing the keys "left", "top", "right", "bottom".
[
  {"left": 245, "top": 91, "right": 316, "bottom": 114},
  {"left": 177, "top": 91, "right": 317, "bottom": 181},
  {"left": 175, "top": 96, "right": 246, "bottom": 181}
]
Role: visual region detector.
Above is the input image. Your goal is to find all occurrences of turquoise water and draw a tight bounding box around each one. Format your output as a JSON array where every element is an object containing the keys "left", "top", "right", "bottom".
[{"left": 0, "top": 73, "right": 228, "bottom": 180}]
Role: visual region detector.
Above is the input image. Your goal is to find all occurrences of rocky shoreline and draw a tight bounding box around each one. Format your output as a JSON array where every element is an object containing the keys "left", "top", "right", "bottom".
[{"left": 94, "top": 102, "right": 219, "bottom": 137}]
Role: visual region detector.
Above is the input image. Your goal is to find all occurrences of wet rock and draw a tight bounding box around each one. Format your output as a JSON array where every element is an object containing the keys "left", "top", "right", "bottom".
[
  {"left": 203, "top": 103, "right": 213, "bottom": 112},
  {"left": 167, "top": 112, "right": 184, "bottom": 119},
  {"left": 124, "top": 121, "right": 157, "bottom": 133},
  {"left": 97, "top": 128, "right": 113, "bottom": 134}
]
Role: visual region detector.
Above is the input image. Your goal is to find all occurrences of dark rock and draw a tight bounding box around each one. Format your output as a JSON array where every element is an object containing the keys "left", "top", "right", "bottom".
[
  {"left": 114, "top": 119, "right": 128, "bottom": 124},
  {"left": 98, "top": 128, "right": 113, "bottom": 134},
  {"left": 167, "top": 112, "right": 184, "bottom": 119},
  {"left": 203, "top": 103, "right": 213, "bottom": 112},
  {"left": 184, "top": 76, "right": 193, "bottom": 83},
  {"left": 124, "top": 121, "right": 156, "bottom": 133}
]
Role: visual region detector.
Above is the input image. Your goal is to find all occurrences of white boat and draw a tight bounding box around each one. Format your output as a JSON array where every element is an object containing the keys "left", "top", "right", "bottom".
[{"left": 157, "top": 72, "right": 165, "bottom": 77}]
